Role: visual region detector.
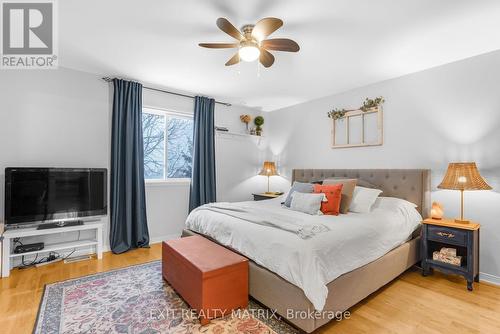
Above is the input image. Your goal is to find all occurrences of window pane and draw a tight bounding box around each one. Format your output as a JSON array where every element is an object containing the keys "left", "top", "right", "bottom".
[
  {"left": 167, "top": 117, "right": 193, "bottom": 178},
  {"left": 142, "top": 113, "right": 165, "bottom": 179}
]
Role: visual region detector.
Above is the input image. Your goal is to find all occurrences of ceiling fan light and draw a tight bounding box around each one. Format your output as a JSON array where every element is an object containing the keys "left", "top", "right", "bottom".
[{"left": 239, "top": 45, "right": 260, "bottom": 62}]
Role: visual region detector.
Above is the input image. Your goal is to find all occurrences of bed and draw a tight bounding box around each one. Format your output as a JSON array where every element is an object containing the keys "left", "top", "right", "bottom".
[{"left": 183, "top": 169, "right": 431, "bottom": 332}]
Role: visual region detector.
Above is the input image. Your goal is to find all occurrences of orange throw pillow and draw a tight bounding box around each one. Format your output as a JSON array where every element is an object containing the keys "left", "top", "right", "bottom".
[{"left": 314, "top": 184, "right": 343, "bottom": 215}]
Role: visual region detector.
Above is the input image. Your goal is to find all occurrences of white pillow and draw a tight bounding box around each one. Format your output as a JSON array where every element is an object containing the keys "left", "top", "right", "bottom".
[
  {"left": 289, "top": 192, "right": 326, "bottom": 215},
  {"left": 372, "top": 197, "right": 417, "bottom": 210},
  {"left": 372, "top": 197, "right": 423, "bottom": 230},
  {"left": 349, "top": 186, "right": 382, "bottom": 213}
]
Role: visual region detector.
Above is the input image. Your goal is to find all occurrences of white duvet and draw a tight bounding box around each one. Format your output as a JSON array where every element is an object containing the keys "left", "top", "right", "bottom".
[{"left": 185, "top": 195, "right": 421, "bottom": 311}]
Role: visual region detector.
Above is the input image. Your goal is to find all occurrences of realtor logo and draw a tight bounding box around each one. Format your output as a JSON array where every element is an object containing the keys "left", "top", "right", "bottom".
[{"left": 1, "top": 0, "right": 58, "bottom": 69}]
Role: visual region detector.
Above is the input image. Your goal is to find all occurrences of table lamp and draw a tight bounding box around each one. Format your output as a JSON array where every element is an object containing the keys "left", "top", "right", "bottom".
[
  {"left": 437, "top": 162, "right": 491, "bottom": 223},
  {"left": 259, "top": 161, "right": 278, "bottom": 194}
]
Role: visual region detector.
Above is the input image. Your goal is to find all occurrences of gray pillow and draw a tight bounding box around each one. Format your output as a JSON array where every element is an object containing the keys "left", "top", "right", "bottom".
[
  {"left": 289, "top": 192, "right": 325, "bottom": 215},
  {"left": 284, "top": 181, "right": 314, "bottom": 207}
]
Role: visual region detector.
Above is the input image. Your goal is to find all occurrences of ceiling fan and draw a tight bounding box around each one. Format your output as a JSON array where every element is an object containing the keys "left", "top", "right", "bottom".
[{"left": 199, "top": 17, "right": 300, "bottom": 68}]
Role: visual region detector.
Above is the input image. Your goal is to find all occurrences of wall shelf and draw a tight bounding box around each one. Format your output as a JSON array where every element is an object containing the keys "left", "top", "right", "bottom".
[
  {"left": 215, "top": 130, "right": 266, "bottom": 147},
  {"left": 215, "top": 130, "right": 265, "bottom": 139}
]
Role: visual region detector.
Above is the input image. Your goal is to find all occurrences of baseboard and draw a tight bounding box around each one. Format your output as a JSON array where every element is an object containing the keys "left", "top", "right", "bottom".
[
  {"left": 99, "top": 234, "right": 179, "bottom": 254},
  {"left": 150, "top": 234, "right": 180, "bottom": 244},
  {"left": 480, "top": 272, "right": 500, "bottom": 286},
  {"left": 100, "top": 233, "right": 180, "bottom": 253}
]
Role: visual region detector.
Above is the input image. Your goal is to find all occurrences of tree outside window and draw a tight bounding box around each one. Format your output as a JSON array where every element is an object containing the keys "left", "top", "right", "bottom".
[{"left": 142, "top": 109, "right": 193, "bottom": 180}]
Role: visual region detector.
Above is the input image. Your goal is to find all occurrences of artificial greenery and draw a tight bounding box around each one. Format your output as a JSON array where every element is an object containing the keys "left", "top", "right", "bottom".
[
  {"left": 327, "top": 96, "right": 385, "bottom": 120},
  {"left": 360, "top": 96, "right": 385, "bottom": 111},
  {"left": 254, "top": 116, "right": 264, "bottom": 130},
  {"left": 327, "top": 108, "right": 347, "bottom": 120},
  {"left": 253, "top": 116, "right": 265, "bottom": 135}
]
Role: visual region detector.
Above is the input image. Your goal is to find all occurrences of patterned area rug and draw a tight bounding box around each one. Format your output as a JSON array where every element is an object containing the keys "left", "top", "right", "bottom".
[{"left": 34, "top": 261, "right": 299, "bottom": 334}]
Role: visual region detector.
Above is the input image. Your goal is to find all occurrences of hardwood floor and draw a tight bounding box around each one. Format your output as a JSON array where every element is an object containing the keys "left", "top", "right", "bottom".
[
  {"left": 0, "top": 244, "right": 162, "bottom": 334},
  {"left": 1, "top": 243, "right": 499, "bottom": 334}
]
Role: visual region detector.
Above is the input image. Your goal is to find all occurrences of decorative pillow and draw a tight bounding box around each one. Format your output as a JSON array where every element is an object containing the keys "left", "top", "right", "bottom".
[
  {"left": 324, "top": 177, "right": 378, "bottom": 189},
  {"left": 349, "top": 186, "right": 383, "bottom": 213},
  {"left": 356, "top": 179, "right": 379, "bottom": 189},
  {"left": 284, "top": 181, "right": 314, "bottom": 207},
  {"left": 289, "top": 192, "right": 325, "bottom": 215},
  {"left": 313, "top": 184, "right": 343, "bottom": 215},
  {"left": 322, "top": 178, "right": 357, "bottom": 214}
]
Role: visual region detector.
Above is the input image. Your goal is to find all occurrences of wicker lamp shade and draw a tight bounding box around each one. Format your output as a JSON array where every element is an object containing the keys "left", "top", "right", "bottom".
[
  {"left": 437, "top": 162, "right": 491, "bottom": 191},
  {"left": 259, "top": 161, "right": 278, "bottom": 177},
  {"left": 437, "top": 162, "right": 491, "bottom": 223},
  {"left": 259, "top": 161, "right": 278, "bottom": 193}
]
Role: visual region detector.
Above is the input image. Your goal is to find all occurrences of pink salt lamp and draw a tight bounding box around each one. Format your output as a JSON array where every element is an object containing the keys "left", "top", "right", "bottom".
[{"left": 430, "top": 202, "right": 444, "bottom": 220}]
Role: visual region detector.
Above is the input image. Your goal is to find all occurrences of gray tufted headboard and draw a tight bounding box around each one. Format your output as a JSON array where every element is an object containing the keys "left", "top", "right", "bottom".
[{"left": 292, "top": 169, "right": 431, "bottom": 217}]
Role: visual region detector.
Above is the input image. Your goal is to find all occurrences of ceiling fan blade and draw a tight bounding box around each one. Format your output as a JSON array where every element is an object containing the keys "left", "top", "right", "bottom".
[
  {"left": 259, "top": 48, "right": 275, "bottom": 68},
  {"left": 252, "top": 17, "right": 283, "bottom": 41},
  {"left": 225, "top": 53, "right": 240, "bottom": 66},
  {"left": 261, "top": 38, "right": 300, "bottom": 52},
  {"left": 199, "top": 43, "right": 239, "bottom": 49},
  {"left": 216, "top": 18, "right": 244, "bottom": 41}
]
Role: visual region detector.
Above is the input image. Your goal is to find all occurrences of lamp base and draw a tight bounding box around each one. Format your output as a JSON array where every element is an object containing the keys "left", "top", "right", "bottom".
[{"left": 454, "top": 219, "right": 470, "bottom": 224}]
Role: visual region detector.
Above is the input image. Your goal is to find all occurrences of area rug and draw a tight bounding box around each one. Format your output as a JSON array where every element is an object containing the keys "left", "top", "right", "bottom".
[{"left": 34, "top": 261, "right": 299, "bottom": 334}]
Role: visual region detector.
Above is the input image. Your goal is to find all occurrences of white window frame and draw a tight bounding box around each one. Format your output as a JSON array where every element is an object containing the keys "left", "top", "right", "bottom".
[{"left": 142, "top": 106, "right": 193, "bottom": 184}]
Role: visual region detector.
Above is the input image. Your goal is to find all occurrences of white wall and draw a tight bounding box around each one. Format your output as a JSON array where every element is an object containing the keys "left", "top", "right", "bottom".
[
  {"left": 0, "top": 68, "right": 111, "bottom": 255},
  {"left": 0, "top": 67, "right": 267, "bottom": 254},
  {"left": 267, "top": 50, "right": 500, "bottom": 283}
]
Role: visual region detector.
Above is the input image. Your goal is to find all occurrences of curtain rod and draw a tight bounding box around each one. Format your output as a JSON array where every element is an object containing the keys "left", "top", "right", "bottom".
[{"left": 102, "top": 77, "right": 232, "bottom": 107}]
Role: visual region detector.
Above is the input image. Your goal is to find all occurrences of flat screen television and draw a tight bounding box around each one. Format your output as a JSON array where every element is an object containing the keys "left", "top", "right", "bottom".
[{"left": 5, "top": 168, "right": 107, "bottom": 227}]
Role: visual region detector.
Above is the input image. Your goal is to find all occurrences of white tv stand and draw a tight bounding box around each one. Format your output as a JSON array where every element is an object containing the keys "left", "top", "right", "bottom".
[{"left": 1, "top": 221, "right": 103, "bottom": 277}]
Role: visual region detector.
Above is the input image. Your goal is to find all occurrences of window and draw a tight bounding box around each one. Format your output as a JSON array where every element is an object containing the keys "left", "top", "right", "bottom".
[{"left": 142, "top": 108, "right": 194, "bottom": 180}]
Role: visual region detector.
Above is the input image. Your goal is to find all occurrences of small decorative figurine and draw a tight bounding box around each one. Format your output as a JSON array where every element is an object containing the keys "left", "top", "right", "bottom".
[{"left": 240, "top": 114, "right": 252, "bottom": 132}]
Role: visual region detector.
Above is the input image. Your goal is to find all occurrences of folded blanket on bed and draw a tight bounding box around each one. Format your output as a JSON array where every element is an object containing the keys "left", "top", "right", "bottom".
[{"left": 194, "top": 202, "right": 329, "bottom": 239}]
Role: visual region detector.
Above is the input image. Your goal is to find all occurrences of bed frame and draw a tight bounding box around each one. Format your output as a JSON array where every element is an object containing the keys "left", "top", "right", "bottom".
[{"left": 183, "top": 169, "right": 431, "bottom": 333}]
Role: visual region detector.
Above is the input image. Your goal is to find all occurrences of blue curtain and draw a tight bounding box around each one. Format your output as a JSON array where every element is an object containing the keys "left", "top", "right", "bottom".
[
  {"left": 189, "top": 96, "right": 216, "bottom": 211},
  {"left": 110, "top": 78, "right": 150, "bottom": 254}
]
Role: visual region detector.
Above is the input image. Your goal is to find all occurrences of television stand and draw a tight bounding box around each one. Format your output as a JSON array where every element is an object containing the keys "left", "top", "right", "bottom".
[
  {"left": 37, "top": 220, "right": 84, "bottom": 230},
  {"left": 2, "top": 220, "right": 103, "bottom": 277}
]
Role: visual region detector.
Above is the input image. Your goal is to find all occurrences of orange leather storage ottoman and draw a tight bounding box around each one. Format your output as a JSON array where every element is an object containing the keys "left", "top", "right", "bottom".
[{"left": 162, "top": 236, "right": 249, "bottom": 325}]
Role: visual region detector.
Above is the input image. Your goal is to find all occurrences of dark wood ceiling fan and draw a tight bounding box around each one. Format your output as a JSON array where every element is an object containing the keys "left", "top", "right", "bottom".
[{"left": 199, "top": 17, "right": 300, "bottom": 68}]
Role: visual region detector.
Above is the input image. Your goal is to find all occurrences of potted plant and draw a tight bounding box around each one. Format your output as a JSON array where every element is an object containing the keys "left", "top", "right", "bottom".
[{"left": 254, "top": 116, "right": 264, "bottom": 136}]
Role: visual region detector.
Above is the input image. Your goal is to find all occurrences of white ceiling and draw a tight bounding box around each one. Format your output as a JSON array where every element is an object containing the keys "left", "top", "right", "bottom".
[{"left": 60, "top": 0, "right": 500, "bottom": 111}]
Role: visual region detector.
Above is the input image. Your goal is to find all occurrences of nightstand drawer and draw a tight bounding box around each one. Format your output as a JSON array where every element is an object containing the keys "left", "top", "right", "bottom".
[{"left": 427, "top": 226, "right": 467, "bottom": 246}]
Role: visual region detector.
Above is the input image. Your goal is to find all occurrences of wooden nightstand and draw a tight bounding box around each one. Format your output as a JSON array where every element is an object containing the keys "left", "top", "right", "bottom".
[
  {"left": 421, "top": 218, "right": 480, "bottom": 291},
  {"left": 252, "top": 192, "right": 284, "bottom": 201}
]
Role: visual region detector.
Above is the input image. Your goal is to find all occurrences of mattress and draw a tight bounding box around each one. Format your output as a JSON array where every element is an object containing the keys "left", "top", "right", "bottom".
[{"left": 185, "top": 195, "right": 422, "bottom": 311}]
